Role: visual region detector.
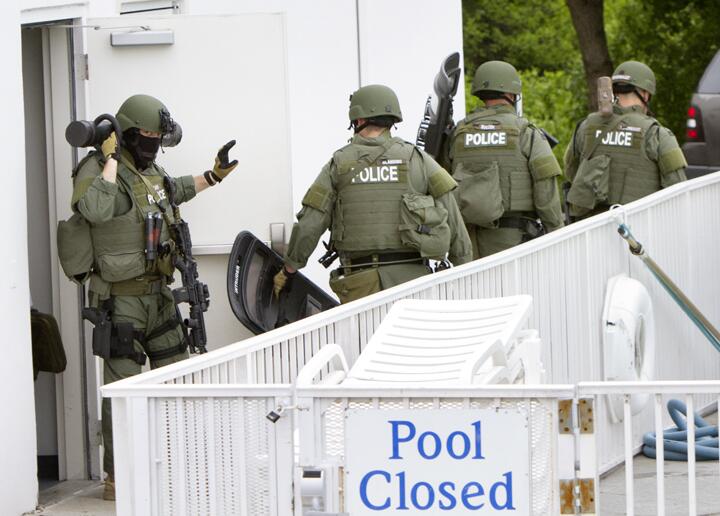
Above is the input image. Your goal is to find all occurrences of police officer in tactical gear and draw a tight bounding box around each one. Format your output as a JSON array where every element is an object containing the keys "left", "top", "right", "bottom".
[
  {"left": 67, "top": 94, "right": 239, "bottom": 500},
  {"left": 444, "top": 60, "right": 564, "bottom": 259},
  {"left": 274, "top": 85, "right": 472, "bottom": 303},
  {"left": 564, "top": 60, "right": 687, "bottom": 219}
]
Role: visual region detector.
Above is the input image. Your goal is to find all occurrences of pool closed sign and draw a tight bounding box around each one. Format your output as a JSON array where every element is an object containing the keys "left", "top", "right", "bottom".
[{"left": 344, "top": 408, "right": 530, "bottom": 514}]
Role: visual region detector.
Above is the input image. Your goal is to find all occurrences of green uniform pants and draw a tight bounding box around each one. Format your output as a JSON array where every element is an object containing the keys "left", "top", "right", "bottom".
[
  {"left": 330, "top": 262, "right": 430, "bottom": 303},
  {"left": 468, "top": 224, "right": 526, "bottom": 259},
  {"left": 100, "top": 287, "right": 188, "bottom": 475}
]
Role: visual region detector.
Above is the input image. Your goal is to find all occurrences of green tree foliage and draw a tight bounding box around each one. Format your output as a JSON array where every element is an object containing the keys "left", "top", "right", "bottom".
[
  {"left": 605, "top": 0, "right": 720, "bottom": 138},
  {"left": 463, "top": 0, "right": 577, "bottom": 72},
  {"left": 462, "top": 0, "right": 585, "bottom": 164},
  {"left": 462, "top": 0, "right": 720, "bottom": 165}
]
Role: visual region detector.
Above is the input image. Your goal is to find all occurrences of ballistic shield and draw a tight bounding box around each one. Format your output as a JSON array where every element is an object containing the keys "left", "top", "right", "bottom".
[{"left": 227, "top": 231, "right": 338, "bottom": 334}]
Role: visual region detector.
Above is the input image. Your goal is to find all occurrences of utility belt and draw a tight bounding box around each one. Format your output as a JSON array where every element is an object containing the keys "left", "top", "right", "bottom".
[
  {"left": 496, "top": 215, "right": 546, "bottom": 242},
  {"left": 340, "top": 251, "right": 424, "bottom": 271},
  {"left": 82, "top": 297, "right": 187, "bottom": 365},
  {"left": 109, "top": 275, "right": 166, "bottom": 296}
]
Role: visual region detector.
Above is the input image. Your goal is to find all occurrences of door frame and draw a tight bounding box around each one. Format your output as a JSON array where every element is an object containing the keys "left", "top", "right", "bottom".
[{"left": 40, "top": 20, "right": 100, "bottom": 481}]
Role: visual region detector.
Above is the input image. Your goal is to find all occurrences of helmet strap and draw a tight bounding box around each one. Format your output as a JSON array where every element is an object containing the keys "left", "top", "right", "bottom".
[
  {"left": 351, "top": 120, "right": 371, "bottom": 134},
  {"left": 633, "top": 89, "right": 654, "bottom": 116},
  {"left": 503, "top": 93, "right": 517, "bottom": 106}
]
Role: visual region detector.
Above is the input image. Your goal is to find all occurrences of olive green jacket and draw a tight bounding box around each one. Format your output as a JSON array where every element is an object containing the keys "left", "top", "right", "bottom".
[
  {"left": 285, "top": 131, "right": 472, "bottom": 270},
  {"left": 72, "top": 150, "right": 196, "bottom": 224},
  {"left": 564, "top": 105, "right": 687, "bottom": 192},
  {"left": 445, "top": 105, "right": 565, "bottom": 231}
]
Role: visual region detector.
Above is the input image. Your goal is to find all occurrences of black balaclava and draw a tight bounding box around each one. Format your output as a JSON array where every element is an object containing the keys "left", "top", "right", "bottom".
[{"left": 124, "top": 128, "right": 161, "bottom": 169}]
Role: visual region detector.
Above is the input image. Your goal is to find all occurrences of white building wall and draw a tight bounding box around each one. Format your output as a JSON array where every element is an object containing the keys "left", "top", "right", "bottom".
[
  {"left": 1, "top": 1, "right": 39, "bottom": 514},
  {"left": 358, "top": 0, "right": 466, "bottom": 142}
]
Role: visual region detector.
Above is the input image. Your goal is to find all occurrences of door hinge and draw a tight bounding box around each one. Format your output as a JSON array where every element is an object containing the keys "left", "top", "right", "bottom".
[
  {"left": 75, "top": 53, "right": 89, "bottom": 81},
  {"left": 558, "top": 399, "right": 572, "bottom": 434},
  {"left": 578, "top": 398, "right": 594, "bottom": 433},
  {"left": 559, "top": 398, "right": 594, "bottom": 434},
  {"left": 560, "top": 478, "right": 595, "bottom": 514}
]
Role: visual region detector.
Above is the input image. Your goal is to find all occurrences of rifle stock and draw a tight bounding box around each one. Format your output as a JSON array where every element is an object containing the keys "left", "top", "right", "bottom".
[{"left": 416, "top": 52, "right": 462, "bottom": 159}]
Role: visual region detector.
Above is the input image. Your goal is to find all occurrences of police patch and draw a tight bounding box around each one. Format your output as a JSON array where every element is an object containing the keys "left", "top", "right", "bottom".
[
  {"left": 595, "top": 129, "right": 634, "bottom": 147},
  {"left": 351, "top": 163, "right": 402, "bottom": 184},
  {"left": 146, "top": 184, "right": 167, "bottom": 204},
  {"left": 464, "top": 131, "right": 508, "bottom": 147}
]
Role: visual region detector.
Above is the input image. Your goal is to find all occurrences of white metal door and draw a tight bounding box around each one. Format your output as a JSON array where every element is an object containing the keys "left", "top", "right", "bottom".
[{"left": 85, "top": 13, "right": 293, "bottom": 248}]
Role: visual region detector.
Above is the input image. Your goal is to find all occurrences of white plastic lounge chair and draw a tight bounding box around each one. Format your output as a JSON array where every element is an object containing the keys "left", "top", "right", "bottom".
[{"left": 296, "top": 297, "right": 543, "bottom": 387}]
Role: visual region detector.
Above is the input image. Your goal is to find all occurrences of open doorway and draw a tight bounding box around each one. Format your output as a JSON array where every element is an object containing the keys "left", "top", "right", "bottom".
[
  {"left": 22, "top": 21, "right": 101, "bottom": 489},
  {"left": 22, "top": 23, "right": 61, "bottom": 491}
]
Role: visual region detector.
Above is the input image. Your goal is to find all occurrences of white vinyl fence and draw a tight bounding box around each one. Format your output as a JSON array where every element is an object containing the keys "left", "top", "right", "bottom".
[
  {"left": 109, "top": 384, "right": 295, "bottom": 516},
  {"left": 578, "top": 381, "right": 720, "bottom": 516},
  {"left": 103, "top": 173, "right": 720, "bottom": 515}
]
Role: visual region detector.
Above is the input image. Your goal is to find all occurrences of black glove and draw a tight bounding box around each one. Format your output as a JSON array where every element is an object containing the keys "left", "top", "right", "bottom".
[{"left": 213, "top": 140, "right": 239, "bottom": 179}]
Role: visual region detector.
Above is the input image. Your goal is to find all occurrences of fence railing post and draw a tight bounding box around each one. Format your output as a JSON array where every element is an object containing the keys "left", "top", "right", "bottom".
[{"left": 113, "top": 396, "right": 153, "bottom": 515}]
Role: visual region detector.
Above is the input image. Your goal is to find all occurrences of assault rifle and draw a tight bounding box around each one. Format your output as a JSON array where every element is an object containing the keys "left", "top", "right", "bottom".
[
  {"left": 164, "top": 177, "right": 210, "bottom": 354},
  {"left": 416, "top": 52, "right": 462, "bottom": 159}
]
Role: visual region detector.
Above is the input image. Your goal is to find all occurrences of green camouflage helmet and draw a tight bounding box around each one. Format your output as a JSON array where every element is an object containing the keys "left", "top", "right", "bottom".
[
  {"left": 116, "top": 94, "right": 169, "bottom": 133},
  {"left": 348, "top": 84, "right": 402, "bottom": 122},
  {"left": 612, "top": 61, "right": 656, "bottom": 95},
  {"left": 471, "top": 60, "right": 522, "bottom": 96}
]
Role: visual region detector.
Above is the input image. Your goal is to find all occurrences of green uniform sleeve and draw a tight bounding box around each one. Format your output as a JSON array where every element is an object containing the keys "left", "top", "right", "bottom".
[
  {"left": 418, "top": 150, "right": 458, "bottom": 198},
  {"left": 435, "top": 191, "right": 473, "bottom": 265},
  {"left": 563, "top": 122, "right": 584, "bottom": 182},
  {"left": 524, "top": 127, "right": 564, "bottom": 231},
  {"left": 73, "top": 156, "right": 123, "bottom": 225},
  {"left": 284, "top": 161, "right": 336, "bottom": 270},
  {"left": 172, "top": 175, "right": 197, "bottom": 204},
  {"left": 409, "top": 147, "right": 471, "bottom": 264},
  {"left": 647, "top": 125, "right": 688, "bottom": 187}
]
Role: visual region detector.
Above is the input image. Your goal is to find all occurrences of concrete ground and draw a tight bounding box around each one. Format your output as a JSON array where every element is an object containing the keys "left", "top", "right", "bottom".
[
  {"left": 600, "top": 412, "right": 720, "bottom": 515},
  {"left": 28, "top": 480, "right": 116, "bottom": 516},
  {"left": 600, "top": 455, "right": 720, "bottom": 515}
]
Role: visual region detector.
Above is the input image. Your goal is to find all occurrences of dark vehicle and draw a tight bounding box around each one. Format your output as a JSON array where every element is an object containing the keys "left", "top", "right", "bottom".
[{"left": 682, "top": 50, "right": 720, "bottom": 178}]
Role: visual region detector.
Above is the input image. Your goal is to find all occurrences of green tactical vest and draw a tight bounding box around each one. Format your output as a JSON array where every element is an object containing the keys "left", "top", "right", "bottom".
[
  {"left": 330, "top": 137, "right": 418, "bottom": 253},
  {"left": 579, "top": 111, "right": 660, "bottom": 205},
  {"left": 88, "top": 155, "right": 176, "bottom": 283},
  {"left": 451, "top": 109, "right": 534, "bottom": 218}
]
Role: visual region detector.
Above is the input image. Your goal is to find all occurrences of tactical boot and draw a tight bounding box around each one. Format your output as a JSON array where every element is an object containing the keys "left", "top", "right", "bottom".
[{"left": 103, "top": 474, "right": 115, "bottom": 501}]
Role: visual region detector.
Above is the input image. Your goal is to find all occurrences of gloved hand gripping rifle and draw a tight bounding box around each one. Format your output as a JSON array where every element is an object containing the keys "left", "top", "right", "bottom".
[{"left": 164, "top": 176, "right": 210, "bottom": 354}]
